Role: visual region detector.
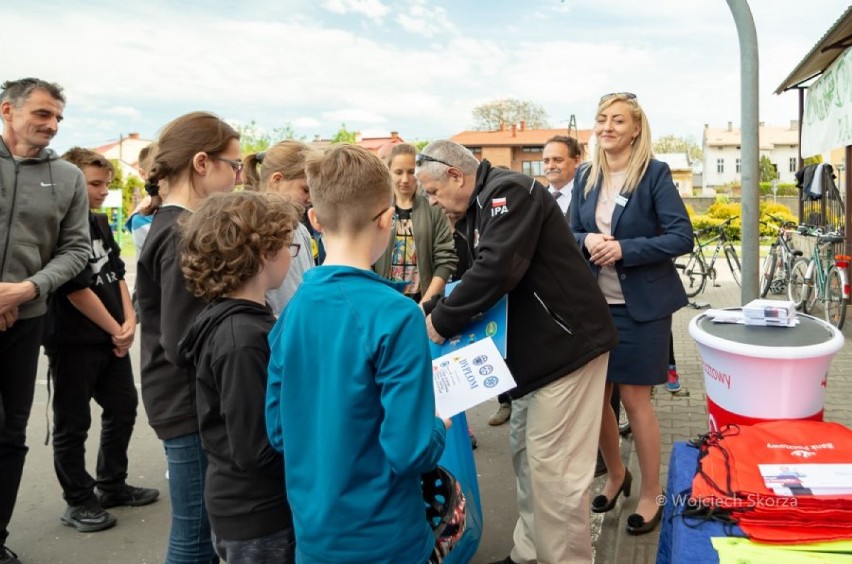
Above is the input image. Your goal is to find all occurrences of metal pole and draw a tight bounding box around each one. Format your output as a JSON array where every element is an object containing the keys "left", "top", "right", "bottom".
[
  {"left": 846, "top": 146, "right": 851, "bottom": 287},
  {"left": 726, "top": 0, "right": 760, "bottom": 304},
  {"left": 798, "top": 88, "right": 805, "bottom": 222}
]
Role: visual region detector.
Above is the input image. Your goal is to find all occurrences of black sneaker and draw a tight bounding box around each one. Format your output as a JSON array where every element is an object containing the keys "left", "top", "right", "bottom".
[
  {"left": 61, "top": 502, "right": 117, "bottom": 533},
  {"left": 0, "top": 546, "right": 21, "bottom": 564},
  {"left": 96, "top": 484, "right": 160, "bottom": 508}
]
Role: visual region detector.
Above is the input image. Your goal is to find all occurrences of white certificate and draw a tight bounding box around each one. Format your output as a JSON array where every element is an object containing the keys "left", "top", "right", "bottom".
[{"left": 432, "top": 337, "right": 516, "bottom": 418}]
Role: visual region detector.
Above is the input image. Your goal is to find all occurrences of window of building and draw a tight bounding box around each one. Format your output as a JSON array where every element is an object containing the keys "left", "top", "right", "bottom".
[
  {"left": 736, "top": 158, "right": 741, "bottom": 173},
  {"left": 522, "top": 161, "right": 543, "bottom": 176},
  {"left": 789, "top": 157, "right": 797, "bottom": 172},
  {"left": 467, "top": 147, "right": 482, "bottom": 154},
  {"left": 716, "top": 158, "right": 724, "bottom": 173},
  {"left": 522, "top": 146, "right": 543, "bottom": 153}
]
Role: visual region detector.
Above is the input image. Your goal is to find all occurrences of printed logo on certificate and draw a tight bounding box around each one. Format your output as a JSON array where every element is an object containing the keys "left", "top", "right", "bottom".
[
  {"left": 432, "top": 337, "right": 516, "bottom": 418},
  {"left": 429, "top": 281, "right": 508, "bottom": 359}
]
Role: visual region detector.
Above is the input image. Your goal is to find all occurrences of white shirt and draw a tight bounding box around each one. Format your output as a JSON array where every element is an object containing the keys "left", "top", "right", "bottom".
[{"left": 548, "top": 178, "right": 574, "bottom": 216}]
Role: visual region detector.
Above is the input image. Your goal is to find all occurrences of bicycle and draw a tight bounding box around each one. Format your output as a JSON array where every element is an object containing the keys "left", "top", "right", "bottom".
[
  {"left": 787, "top": 230, "right": 850, "bottom": 329},
  {"left": 675, "top": 216, "right": 742, "bottom": 298},
  {"left": 759, "top": 214, "right": 803, "bottom": 298}
]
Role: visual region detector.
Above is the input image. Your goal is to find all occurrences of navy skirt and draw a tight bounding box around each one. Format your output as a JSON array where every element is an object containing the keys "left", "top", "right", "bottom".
[{"left": 607, "top": 305, "right": 670, "bottom": 386}]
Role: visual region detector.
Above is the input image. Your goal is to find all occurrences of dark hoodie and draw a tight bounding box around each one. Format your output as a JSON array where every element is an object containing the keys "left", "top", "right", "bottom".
[{"left": 178, "top": 297, "right": 292, "bottom": 542}]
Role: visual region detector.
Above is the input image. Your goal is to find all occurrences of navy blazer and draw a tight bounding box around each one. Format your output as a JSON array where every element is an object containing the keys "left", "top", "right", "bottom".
[{"left": 570, "top": 159, "right": 693, "bottom": 322}]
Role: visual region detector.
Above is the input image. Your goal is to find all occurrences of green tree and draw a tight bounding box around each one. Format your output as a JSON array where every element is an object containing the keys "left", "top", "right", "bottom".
[
  {"left": 412, "top": 139, "right": 430, "bottom": 152},
  {"left": 330, "top": 123, "right": 358, "bottom": 144},
  {"left": 236, "top": 120, "right": 302, "bottom": 154},
  {"left": 653, "top": 134, "right": 703, "bottom": 162},
  {"left": 759, "top": 154, "right": 779, "bottom": 182},
  {"left": 472, "top": 98, "right": 548, "bottom": 130},
  {"left": 108, "top": 160, "right": 136, "bottom": 220}
]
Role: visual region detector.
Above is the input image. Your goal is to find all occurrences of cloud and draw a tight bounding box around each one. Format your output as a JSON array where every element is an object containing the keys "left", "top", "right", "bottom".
[
  {"left": 294, "top": 117, "right": 321, "bottom": 128},
  {"left": 395, "top": 0, "right": 457, "bottom": 38},
  {"left": 320, "top": 0, "right": 389, "bottom": 21},
  {"left": 5, "top": 0, "right": 848, "bottom": 150},
  {"left": 103, "top": 106, "right": 142, "bottom": 118},
  {"left": 321, "top": 109, "right": 388, "bottom": 124}
]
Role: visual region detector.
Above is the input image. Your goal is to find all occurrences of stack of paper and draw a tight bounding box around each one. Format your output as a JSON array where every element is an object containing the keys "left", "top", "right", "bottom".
[
  {"left": 705, "top": 308, "right": 747, "bottom": 324},
  {"left": 742, "top": 299, "right": 797, "bottom": 327}
]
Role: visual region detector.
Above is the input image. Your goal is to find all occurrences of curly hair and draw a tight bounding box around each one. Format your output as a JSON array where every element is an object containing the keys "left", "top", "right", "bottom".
[{"left": 180, "top": 191, "right": 301, "bottom": 301}]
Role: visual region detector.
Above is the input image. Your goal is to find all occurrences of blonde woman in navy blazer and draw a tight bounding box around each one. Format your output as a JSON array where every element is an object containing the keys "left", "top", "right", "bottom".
[{"left": 570, "top": 93, "right": 693, "bottom": 536}]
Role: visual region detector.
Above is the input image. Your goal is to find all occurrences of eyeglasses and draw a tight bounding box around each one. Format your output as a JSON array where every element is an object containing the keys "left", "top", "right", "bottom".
[
  {"left": 214, "top": 156, "right": 244, "bottom": 173},
  {"left": 288, "top": 243, "right": 301, "bottom": 258},
  {"left": 415, "top": 153, "right": 454, "bottom": 169},
  {"left": 372, "top": 206, "right": 395, "bottom": 229},
  {"left": 599, "top": 92, "right": 637, "bottom": 103}
]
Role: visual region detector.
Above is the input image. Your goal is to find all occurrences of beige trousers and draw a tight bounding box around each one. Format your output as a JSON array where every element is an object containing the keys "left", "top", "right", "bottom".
[{"left": 509, "top": 352, "right": 608, "bottom": 564}]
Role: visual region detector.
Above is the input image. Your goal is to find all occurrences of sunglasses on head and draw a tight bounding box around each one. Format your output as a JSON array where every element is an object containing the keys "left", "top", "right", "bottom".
[
  {"left": 415, "top": 153, "right": 454, "bottom": 169},
  {"left": 599, "top": 92, "right": 637, "bottom": 103}
]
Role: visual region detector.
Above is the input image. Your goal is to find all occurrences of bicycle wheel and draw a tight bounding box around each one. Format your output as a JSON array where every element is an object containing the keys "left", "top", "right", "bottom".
[
  {"left": 773, "top": 252, "right": 793, "bottom": 294},
  {"left": 760, "top": 247, "right": 778, "bottom": 298},
  {"left": 788, "top": 257, "right": 810, "bottom": 311},
  {"left": 725, "top": 245, "right": 741, "bottom": 287},
  {"left": 823, "top": 267, "right": 847, "bottom": 330},
  {"left": 675, "top": 252, "right": 706, "bottom": 298}
]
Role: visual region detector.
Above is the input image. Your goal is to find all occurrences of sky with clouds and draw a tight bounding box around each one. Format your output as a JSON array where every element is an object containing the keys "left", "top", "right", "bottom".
[{"left": 3, "top": 0, "right": 849, "bottom": 153}]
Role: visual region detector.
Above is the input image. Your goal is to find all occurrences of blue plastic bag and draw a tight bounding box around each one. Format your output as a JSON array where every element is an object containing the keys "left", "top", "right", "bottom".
[{"left": 438, "top": 411, "right": 483, "bottom": 563}]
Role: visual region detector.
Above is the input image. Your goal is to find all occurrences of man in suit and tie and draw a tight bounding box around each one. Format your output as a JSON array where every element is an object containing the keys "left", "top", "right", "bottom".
[{"left": 542, "top": 135, "right": 582, "bottom": 217}]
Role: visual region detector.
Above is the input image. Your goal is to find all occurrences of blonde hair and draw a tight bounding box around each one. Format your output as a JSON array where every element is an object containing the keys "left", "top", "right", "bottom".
[
  {"left": 243, "top": 140, "right": 312, "bottom": 191},
  {"left": 381, "top": 142, "right": 416, "bottom": 167},
  {"left": 583, "top": 94, "right": 652, "bottom": 196},
  {"left": 305, "top": 143, "right": 392, "bottom": 234},
  {"left": 180, "top": 191, "right": 301, "bottom": 301}
]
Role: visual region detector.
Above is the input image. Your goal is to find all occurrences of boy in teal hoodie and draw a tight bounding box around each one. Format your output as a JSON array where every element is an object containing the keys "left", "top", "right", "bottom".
[{"left": 266, "top": 144, "right": 448, "bottom": 563}]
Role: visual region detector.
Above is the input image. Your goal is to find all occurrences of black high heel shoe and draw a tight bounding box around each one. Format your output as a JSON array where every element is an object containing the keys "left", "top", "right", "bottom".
[
  {"left": 625, "top": 496, "right": 664, "bottom": 535},
  {"left": 591, "top": 469, "right": 632, "bottom": 513}
]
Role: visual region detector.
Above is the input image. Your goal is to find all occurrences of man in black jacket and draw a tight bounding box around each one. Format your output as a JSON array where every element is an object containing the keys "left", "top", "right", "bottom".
[{"left": 419, "top": 140, "right": 617, "bottom": 564}]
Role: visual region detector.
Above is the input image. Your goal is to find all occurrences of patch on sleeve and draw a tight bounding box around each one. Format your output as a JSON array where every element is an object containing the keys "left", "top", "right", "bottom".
[{"left": 490, "top": 197, "right": 508, "bottom": 216}]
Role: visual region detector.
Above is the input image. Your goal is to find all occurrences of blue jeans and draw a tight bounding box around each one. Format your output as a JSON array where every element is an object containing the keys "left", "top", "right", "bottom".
[{"left": 163, "top": 432, "right": 218, "bottom": 563}]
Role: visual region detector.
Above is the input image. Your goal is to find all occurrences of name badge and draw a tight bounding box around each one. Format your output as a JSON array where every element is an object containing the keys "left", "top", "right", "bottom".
[{"left": 615, "top": 195, "right": 628, "bottom": 207}]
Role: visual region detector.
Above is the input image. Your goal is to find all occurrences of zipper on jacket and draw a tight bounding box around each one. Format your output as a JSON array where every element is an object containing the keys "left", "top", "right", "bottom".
[
  {"left": 0, "top": 160, "right": 20, "bottom": 277},
  {"left": 533, "top": 291, "right": 574, "bottom": 335},
  {"left": 456, "top": 226, "right": 475, "bottom": 269}
]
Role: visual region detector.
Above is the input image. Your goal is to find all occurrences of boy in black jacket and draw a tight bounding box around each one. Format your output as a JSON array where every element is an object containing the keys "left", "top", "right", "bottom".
[
  {"left": 178, "top": 191, "right": 301, "bottom": 563},
  {"left": 44, "top": 148, "right": 158, "bottom": 533}
]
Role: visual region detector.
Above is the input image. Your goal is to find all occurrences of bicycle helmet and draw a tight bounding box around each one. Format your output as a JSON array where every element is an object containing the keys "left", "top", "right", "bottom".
[{"left": 421, "top": 466, "right": 467, "bottom": 556}]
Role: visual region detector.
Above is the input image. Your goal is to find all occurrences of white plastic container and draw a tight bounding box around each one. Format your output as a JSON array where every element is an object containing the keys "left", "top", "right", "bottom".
[{"left": 688, "top": 310, "right": 845, "bottom": 431}]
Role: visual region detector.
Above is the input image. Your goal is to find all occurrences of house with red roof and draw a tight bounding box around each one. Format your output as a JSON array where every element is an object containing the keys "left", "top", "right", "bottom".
[
  {"left": 94, "top": 132, "right": 155, "bottom": 181},
  {"left": 450, "top": 122, "right": 592, "bottom": 184}
]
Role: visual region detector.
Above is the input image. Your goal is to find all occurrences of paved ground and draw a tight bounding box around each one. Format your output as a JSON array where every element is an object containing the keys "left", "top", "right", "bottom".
[{"left": 7, "top": 261, "right": 850, "bottom": 563}]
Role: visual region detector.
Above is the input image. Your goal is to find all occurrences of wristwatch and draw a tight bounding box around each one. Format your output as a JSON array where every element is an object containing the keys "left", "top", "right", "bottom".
[{"left": 30, "top": 280, "right": 41, "bottom": 299}]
